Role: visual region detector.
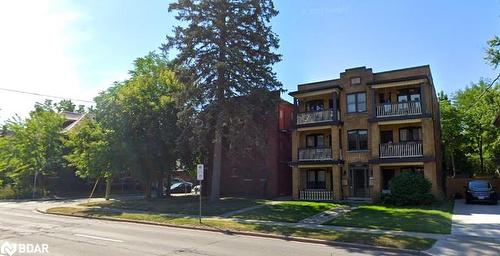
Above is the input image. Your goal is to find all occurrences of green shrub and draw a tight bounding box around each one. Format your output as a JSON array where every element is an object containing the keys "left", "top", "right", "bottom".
[
  {"left": 381, "top": 172, "right": 434, "bottom": 206},
  {"left": 0, "top": 185, "right": 16, "bottom": 199}
]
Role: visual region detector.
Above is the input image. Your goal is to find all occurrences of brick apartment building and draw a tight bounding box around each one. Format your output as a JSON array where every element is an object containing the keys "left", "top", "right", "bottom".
[
  {"left": 205, "top": 93, "right": 294, "bottom": 198},
  {"left": 289, "top": 65, "right": 443, "bottom": 201}
]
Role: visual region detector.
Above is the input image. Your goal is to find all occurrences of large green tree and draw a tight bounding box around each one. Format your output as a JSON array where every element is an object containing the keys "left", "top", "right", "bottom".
[
  {"left": 163, "top": 0, "right": 282, "bottom": 201},
  {"left": 0, "top": 105, "right": 65, "bottom": 197},
  {"left": 64, "top": 119, "right": 117, "bottom": 200},
  {"left": 454, "top": 81, "right": 500, "bottom": 175},
  {"left": 95, "top": 52, "right": 181, "bottom": 200}
]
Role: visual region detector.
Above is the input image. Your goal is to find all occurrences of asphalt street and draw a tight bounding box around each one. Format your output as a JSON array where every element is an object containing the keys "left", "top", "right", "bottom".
[{"left": 0, "top": 200, "right": 410, "bottom": 256}]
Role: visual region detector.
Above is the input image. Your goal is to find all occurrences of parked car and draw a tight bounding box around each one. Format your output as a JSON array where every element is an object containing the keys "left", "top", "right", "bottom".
[
  {"left": 171, "top": 177, "right": 186, "bottom": 185},
  {"left": 169, "top": 181, "right": 193, "bottom": 193},
  {"left": 465, "top": 180, "right": 497, "bottom": 204}
]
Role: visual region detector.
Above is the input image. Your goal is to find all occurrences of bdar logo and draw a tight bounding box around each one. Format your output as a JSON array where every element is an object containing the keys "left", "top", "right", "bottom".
[{"left": 0, "top": 241, "right": 17, "bottom": 256}]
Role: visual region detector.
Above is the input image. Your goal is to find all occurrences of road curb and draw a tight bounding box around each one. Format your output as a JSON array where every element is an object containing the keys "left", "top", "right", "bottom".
[{"left": 37, "top": 208, "right": 429, "bottom": 255}]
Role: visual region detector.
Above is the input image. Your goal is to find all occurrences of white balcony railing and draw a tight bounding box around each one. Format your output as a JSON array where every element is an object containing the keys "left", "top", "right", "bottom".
[
  {"left": 300, "top": 189, "right": 334, "bottom": 201},
  {"left": 380, "top": 142, "right": 423, "bottom": 158},
  {"left": 297, "top": 109, "right": 335, "bottom": 125},
  {"left": 298, "top": 147, "right": 332, "bottom": 161},
  {"left": 376, "top": 101, "right": 422, "bottom": 117}
]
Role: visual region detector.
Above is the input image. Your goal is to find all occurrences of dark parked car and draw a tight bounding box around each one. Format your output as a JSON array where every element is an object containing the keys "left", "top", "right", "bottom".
[
  {"left": 465, "top": 180, "right": 497, "bottom": 204},
  {"left": 169, "top": 181, "right": 193, "bottom": 194}
]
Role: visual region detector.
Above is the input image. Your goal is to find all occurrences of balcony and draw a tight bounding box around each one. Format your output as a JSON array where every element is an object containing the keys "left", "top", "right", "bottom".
[
  {"left": 376, "top": 101, "right": 422, "bottom": 118},
  {"left": 298, "top": 147, "right": 332, "bottom": 161},
  {"left": 297, "top": 109, "right": 336, "bottom": 125},
  {"left": 380, "top": 142, "right": 423, "bottom": 158}
]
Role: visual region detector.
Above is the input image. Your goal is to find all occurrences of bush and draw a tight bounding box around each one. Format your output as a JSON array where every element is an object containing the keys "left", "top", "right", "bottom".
[
  {"left": 381, "top": 172, "right": 434, "bottom": 206},
  {"left": 0, "top": 185, "right": 16, "bottom": 199}
]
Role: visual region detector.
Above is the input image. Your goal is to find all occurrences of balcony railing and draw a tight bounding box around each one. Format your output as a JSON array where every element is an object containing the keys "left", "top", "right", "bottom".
[
  {"left": 380, "top": 142, "right": 423, "bottom": 158},
  {"left": 298, "top": 147, "right": 332, "bottom": 161},
  {"left": 376, "top": 101, "right": 422, "bottom": 117},
  {"left": 299, "top": 189, "right": 333, "bottom": 201},
  {"left": 297, "top": 109, "right": 336, "bottom": 125}
]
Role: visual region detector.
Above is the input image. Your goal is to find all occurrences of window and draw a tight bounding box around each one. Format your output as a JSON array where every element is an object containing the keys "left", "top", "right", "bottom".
[
  {"left": 399, "top": 127, "right": 422, "bottom": 142},
  {"left": 305, "top": 100, "right": 324, "bottom": 111},
  {"left": 306, "top": 170, "right": 326, "bottom": 189},
  {"left": 347, "top": 130, "right": 368, "bottom": 151},
  {"left": 306, "top": 134, "right": 326, "bottom": 148},
  {"left": 350, "top": 77, "right": 361, "bottom": 85},
  {"left": 347, "top": 92, "right": 366, "bottom": 113},
  {"left": 397, "top": 88, "right": 421, "bottom": 102}
]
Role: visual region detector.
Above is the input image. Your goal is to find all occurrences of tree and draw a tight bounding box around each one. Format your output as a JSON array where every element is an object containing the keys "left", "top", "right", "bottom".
[
  {"left": 486, "top": 35, "right": 500, "bottom": 69},
  {"left": 454, "top": 81, "right": 500, "bottom": 175},
  {"left": 95, "top": 52, "right": 181, "bottom": 200},
  {"left": 55, "top": 100, "right": 76, "bottom": 113},
  {"left": 439, "top": 92, "right": 462, "bottom": 176},
  {"left": 163, "top": 0, "right": 282, "bottom": 201},
  {"left": 64, "top": 119, "right": 116, "bottom": 200},
  {"left": 0, "top": 106, "right": 65, "bottom": 197}
]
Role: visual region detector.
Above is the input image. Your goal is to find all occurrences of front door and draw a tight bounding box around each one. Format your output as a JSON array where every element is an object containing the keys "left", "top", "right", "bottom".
[{"left": 350, "top": 167, "right": 369, "bottom": 198}]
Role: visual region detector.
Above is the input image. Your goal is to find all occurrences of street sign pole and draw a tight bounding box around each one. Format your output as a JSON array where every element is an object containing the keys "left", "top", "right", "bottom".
[
  {"left": 197, "top": 164, "right": 204, "bottom": 224},
  {"left": 199, "top": 179, "right": 201, "bottom": 223}
]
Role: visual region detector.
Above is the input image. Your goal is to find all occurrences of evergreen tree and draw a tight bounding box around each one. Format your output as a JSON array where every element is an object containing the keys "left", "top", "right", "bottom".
[{"left": 163, "top": 0, "right": 282, "bottom": 201}]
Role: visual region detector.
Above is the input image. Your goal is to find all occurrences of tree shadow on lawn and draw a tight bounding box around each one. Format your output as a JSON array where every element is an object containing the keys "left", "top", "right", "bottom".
[
  {"left": 83, "top": 196, "right": 265, "bottom": 216},
  {"left": 233, "top": 202, "right": 336, "bottom": 222}
]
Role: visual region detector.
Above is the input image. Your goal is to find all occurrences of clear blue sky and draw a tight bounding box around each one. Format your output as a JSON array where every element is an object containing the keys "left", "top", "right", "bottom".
[{"left": 0, "top": 0, "right": 499, "bottom": 120}]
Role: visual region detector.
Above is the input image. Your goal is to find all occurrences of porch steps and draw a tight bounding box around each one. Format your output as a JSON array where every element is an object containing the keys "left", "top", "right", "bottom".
[
  {"left": 299, "top": 205, "right": 353, "bottom": 225},
  {"left": 342, "top": 198, "right": 373, "bottom": 205}
]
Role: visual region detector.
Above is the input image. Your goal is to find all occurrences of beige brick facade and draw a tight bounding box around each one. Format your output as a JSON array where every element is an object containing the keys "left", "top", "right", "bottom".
[{"left": 290, "top": 65, "right": 443, "bottom": 202}]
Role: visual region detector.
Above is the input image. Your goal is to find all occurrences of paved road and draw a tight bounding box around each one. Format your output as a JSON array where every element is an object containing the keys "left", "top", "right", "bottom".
[
  {"left": 426, "top": 200, "right": 500, "bottom": 256},
  {"left": 0, "top": 200, "right": 408, "bottom": 256}
]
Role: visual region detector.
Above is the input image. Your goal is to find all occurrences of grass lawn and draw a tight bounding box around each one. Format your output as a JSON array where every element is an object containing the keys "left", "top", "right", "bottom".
[
  {"left": 80, "top": 196, "right": 264, "bottom": 216},
  {"left": 327, "top": 201, "right": 454, "bottom": 234},
  {"left": 231, "top": 201, "right": 339, "bottom": 222},
  {"left": 46, "top": 206, "right": 435, "bottom": 251}
]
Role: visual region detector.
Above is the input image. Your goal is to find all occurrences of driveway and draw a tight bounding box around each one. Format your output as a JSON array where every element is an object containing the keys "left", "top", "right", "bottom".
[{"left": 426, "top": 200, "right": 500, "bottom": 256}]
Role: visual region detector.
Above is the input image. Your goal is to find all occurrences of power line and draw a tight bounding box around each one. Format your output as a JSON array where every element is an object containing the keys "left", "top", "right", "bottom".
[{"left": 0, "top": 87, "right": 94, "bottom": 103}]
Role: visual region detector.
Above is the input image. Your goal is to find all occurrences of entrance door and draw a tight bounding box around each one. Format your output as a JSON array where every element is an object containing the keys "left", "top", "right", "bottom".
[{"left": 350, "top": 167, "right": 369, "bottom": 198}]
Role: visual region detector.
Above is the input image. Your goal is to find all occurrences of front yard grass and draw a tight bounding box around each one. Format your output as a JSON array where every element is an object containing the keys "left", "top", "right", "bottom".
[
  {"left": 79, "top": 196, "right": 264, "bottom": 216},
  {"left": 327, "top": 200, "right": 454, "bottom": 234},
  {"left": 231, "top": 201, "right": 339, "bottom": 222},
  {"left": 46, "top": 206, "right": 435, "bottom": 251}
]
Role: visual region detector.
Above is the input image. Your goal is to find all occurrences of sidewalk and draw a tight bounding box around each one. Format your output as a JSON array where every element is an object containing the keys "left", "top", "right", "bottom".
[{"left": 228, "top": 218, "right": 446, "bottom": 240}]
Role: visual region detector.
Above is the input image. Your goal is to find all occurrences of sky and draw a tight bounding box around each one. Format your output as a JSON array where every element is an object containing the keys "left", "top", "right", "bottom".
[{"left": 0, "top": 0, "right": 499, "bottom": 122}]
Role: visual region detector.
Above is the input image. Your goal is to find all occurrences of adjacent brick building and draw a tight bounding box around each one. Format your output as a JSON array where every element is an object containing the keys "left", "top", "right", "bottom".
[
  {"left": 289, "top": 65, "right": 443, "bottom": 201},
  {"left": 205, "top": 94, "right": 294, "bottom": 198}
]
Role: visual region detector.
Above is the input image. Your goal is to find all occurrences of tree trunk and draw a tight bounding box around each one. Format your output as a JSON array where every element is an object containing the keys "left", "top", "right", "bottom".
[
  {"left": 105, "top": 177, "right": 112, "bottom": 201},
  {"left": 144, "top": 178, "right": 152, "bottom": 200},
  {"left": 165, "top": 172, "right": 171, "bottom": 198},
  {"left": 157, "top": 172, "right": 165, "bottom": 199},
  {"left": 478, "top": 125, "right": 484, "bottom": 174},
  {"left": 451, "top": 149, "right": 456, "bottom": 177},
  {"left": 210, "top": 113, "right": 223, "bottom": 202}
]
